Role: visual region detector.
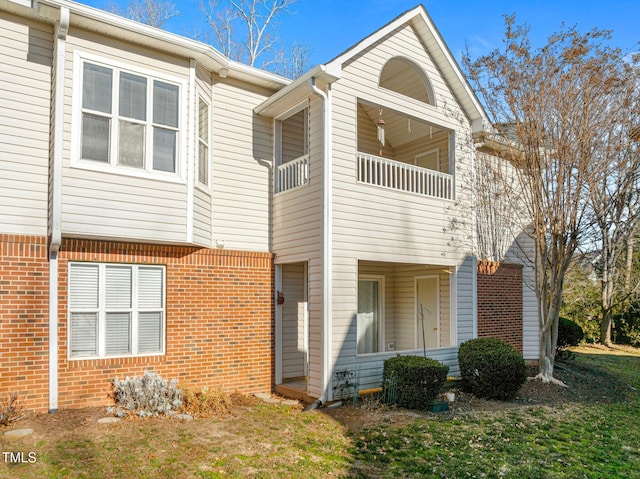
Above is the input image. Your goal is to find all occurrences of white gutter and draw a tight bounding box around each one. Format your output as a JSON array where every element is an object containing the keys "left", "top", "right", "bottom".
[
  {"left": 34, "top": 0, "right": 287, "bottom": 91},
  {"left": 48, "top": 4, "right": 69, "bottom": 414},
  {"left": 308, "top": 77, "right": 333, "bottom": 402}
]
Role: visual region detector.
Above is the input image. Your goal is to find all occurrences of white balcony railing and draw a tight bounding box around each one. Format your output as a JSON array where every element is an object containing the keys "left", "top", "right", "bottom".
[
  {"left": 276, "top": 155, "right": 309, "bottom": 193},
  {"left": 357, "top": 152, "right": 453, "bottom": 200}
]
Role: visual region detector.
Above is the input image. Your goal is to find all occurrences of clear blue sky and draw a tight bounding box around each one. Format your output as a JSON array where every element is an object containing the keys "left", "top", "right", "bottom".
[{"left": 77, "top": 0, "right": 640, "bottom": 66}]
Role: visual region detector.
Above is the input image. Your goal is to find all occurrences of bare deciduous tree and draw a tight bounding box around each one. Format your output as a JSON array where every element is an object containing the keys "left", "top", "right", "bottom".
[
  {"left": 586, "top": 69, "right": 640, "bottom": 345},
  {"left": 465, "top": 17, "right": 634, "bottom": 383},
  {"left": 200, "top": 0, "right": 310, "bottom": 77},
  {"left": 109, "top": 0, "right": 179, "bottom": 28}
]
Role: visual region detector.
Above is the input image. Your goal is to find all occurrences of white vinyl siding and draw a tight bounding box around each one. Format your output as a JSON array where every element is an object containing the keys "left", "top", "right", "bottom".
[
  {"left": 272, "top": 95, "right": 324, "bottom": 397},
  {"left": 63, "top": 35, "right": 190, "bottom": 243},
  {"left": 211, "top": 78, "right": 273, "bottom": 252},
  {"left": 193, "top": 68, "right": 214, "bottom": 246},
  {"left": 327, "top": 23, "right": 474, "bottom": 394},
  {"left": 69, "top": 263, "right": 165, "bottom": 359},
  {"left": 0, "top": 13, "right": 52, "bottom": 236}
]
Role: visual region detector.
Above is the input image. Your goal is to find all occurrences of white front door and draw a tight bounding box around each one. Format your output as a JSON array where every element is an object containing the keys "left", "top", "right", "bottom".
[{"left": 416, "top": 276, "right": 439, "bottom": 349}]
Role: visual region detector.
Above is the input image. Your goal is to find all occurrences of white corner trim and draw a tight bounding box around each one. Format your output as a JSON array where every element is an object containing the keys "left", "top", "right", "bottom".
[{"left": 186, "top": 59, "right": 196, "bottom": 244}]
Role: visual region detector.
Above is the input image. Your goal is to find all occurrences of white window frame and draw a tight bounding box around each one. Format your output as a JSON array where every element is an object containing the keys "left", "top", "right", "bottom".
[
  {"left": 356, "top": 274, "right": 385, "bottom": 356},
  {"left": 196, "top": 95, "right": 211, "bottom": 188},
  {"left": 71, "top": 51, "right": 186, "bottom": 182},
  {"left": 68, "top": 262, "right": 166, "bottom": 360}
]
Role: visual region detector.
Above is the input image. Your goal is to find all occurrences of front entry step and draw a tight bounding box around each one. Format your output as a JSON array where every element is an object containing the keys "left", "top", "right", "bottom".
[{"left": 276, "top": 381, "right": 316, "bottom": 404}]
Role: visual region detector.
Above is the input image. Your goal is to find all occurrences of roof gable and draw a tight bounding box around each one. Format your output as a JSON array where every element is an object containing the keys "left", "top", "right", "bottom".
[{"left": 326, "top": 5, "right": 488, "bottom": 132}]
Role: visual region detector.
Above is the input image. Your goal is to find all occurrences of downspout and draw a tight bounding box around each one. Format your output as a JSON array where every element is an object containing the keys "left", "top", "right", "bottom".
[
  {"left": 49, "top": 5, "right": 69, "bottom": 414},
  {"left": 471, "top": 138, "right": 478, "bottom": 340},
  {"left": 308, "top": 77, "right": 332, "bottom": 403}
]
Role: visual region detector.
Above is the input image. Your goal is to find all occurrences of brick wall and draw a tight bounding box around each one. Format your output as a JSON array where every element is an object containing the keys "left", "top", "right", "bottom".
[
  {"left": 1, "top": 235, "right": 275, "bottom": 411},
  {"left": 476, "top": 262, "right": 523, "bottom": 352},
  {"left": 0, "top": 235, "right": 50, "bottom": 411}
]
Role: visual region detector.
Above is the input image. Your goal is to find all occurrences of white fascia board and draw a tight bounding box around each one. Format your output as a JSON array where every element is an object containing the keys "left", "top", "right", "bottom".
[
  {"left": 254, "top": 64, "right": 341, "bottom": 118},
  {"left": 36, "top": 0, "right": 289, "bottom": 91}
]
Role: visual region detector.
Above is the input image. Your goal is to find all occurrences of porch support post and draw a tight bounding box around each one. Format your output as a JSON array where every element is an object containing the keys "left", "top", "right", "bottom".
[{"left": 274, "top": 264, "right": 283, "bottom": 385}]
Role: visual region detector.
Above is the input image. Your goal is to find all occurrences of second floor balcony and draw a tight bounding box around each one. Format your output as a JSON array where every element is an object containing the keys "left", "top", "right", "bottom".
[{"left": 357, "top": 152, "right": 453, "bottom": 200}]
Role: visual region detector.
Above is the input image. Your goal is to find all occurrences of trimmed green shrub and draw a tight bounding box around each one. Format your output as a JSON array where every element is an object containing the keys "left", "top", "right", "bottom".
[
  {"left": 558, "top": 317, "right": 584, "bottom": 348},
  {"left": 383, "top": 355, "right": 448, "bottom": 409},
  {"left": 458, "top": 338, "right": 526, "bottom": 400}
]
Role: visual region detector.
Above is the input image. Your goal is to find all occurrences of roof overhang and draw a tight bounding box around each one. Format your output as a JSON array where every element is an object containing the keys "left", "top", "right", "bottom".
[
  {"left": 254, "top": 64, "right": 341, "bottom": 118},
  {"left": 3, "top": 0, "right": 290, "bottom": 91}
]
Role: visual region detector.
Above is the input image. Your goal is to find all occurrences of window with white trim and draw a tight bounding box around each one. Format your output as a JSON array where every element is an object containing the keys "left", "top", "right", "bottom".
[
  {"left": 69, "top": 263, "right": 165, "bottom": 358},
  {"left": 80, "top": 60, "right": 180, "bottom": 174},
  {"left": 197, "top": 96, "right": 210, "bottom": 186}
]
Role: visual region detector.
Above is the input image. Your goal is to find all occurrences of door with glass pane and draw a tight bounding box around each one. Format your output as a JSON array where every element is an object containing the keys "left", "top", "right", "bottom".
[{"left": 357, "top": 277, "right": 384, "bottom": 354}]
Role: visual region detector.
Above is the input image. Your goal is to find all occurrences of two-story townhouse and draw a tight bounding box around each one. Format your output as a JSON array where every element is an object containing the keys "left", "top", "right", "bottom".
[{"left": 0, "top": 0, "right": 539, "bottom": 412}]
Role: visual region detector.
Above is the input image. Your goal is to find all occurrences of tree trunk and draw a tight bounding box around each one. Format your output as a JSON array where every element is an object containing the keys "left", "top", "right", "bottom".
[{"left": 600, "top": 309, "right": 613, "bottom": 346}]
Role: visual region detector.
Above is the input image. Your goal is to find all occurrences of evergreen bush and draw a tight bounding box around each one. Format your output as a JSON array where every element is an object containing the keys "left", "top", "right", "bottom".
[
  {"left": 383, "top": 355, "right": 448, "bottom": 409},
  {"left": 458, "top": 338, "right": 526, "bottom": 400}
]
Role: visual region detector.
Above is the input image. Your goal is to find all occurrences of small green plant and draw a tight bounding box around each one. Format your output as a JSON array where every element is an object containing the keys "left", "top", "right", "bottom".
[
  {"left": 181, "top": 386, "right": 232, "bottom": 418},
  {"left": 556, "top": 317, "right": 585, "bottom": 360},
  {"left": 383, "top": 355, "right": 448, "bottom": 409},
  {"left": 458, "top": 337, "right": 526, "bottom": 400},
  {"left": 108, "top": 370, "right": 182, "bottom": 418},
  {"left": 0, "top": 392, "right": 24, "bottom": 427}
]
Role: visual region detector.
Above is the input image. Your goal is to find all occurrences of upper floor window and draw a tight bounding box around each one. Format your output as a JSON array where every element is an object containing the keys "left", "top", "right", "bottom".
[
  {"left": 379, "top": 57, "right": 435, "bottom": 106},
  {"left": 79, "top": 59, "right": 180, "bottom": 175},
  {"left": 197, "top": 97, "right": 210, "bottom": 186}
]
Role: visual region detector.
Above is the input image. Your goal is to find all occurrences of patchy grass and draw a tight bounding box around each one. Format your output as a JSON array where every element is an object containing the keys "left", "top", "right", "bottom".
[
  {"left": 348, "top": 345, "right": 640, "bottom": 478},
  {"left": 1, "top": 346, "right": 639, "bottom": 479}
]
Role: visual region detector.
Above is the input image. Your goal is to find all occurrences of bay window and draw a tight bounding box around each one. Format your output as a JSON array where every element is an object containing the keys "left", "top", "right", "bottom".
[{"left": 79, "top": 58, "right": 180, "bottom": 175}]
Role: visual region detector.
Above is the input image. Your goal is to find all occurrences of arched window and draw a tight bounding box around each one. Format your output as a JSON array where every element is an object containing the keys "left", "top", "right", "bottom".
[{"left": 379, "top": 57, "right": 435, "bottom": 106}]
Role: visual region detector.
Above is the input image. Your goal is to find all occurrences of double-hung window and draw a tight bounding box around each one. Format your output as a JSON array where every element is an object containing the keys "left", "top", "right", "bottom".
[
  {"left": 69, "top": 263, "right": 165, "bottom": 359},
  {"left": 80, "top": 59, "right": 180, "bottom": 174}
]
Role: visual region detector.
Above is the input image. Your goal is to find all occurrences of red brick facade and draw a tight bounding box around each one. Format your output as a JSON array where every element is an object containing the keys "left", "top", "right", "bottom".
[
  {"left": 1, "top": 234, "right": 274, "bottom": 412},
  {"left": 476, "top": 262, "right": 523, "bottom": 352},
  {"left": 0, "top": 235, "right": 50, "bottom": 411}
]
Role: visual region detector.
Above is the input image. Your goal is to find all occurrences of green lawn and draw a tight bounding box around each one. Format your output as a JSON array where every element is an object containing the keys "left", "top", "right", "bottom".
[
  {"left": 348, "top": 347, "right": 640, "bottom": 478},
  {"left": 1, "top": 347, "right": 639, "bottom": 478}
]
